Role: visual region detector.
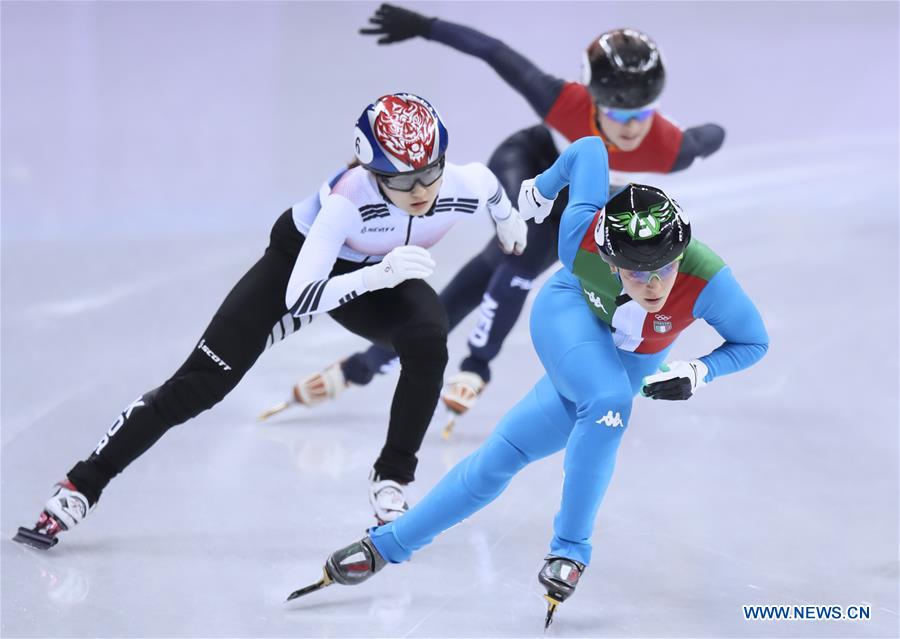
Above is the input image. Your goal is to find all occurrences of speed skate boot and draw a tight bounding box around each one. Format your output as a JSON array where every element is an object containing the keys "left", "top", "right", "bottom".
[
  {"left": 13, "top": 480, "right": 93, "bottom": 549},
  {"left": 439, "top": 371, "right": 486, "bottom": 439},
  {"left": 285, "top": 536, "right": 386, "bottom": 601},
  {"left": 325, "top": 536, "right": 387, "bottom": 585},
  {"left": 368, "top": 471, "right": 409, "bottom": 525},
  {"left": 538, "top": 555, "right": 586, "bottom": 628},
  {"left": 258, "top": 361, "right": 350, "bottom": 420}
]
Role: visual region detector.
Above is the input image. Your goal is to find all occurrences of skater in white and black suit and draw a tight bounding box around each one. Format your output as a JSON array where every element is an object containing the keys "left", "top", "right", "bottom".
[{"left": 14, "top": 93, "right": 527, "bottom": 549}]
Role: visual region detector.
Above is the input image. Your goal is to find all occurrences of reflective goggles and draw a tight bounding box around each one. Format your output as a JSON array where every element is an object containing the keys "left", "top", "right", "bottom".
[
  {"left": 375, "top": 157, "right": 445, "bottom": 192},
  {"left": 620, "top": 256, "right": 682, "bottom": 284},
  {"left": 600, "top": 105, "right": 656, "bottom": 124}
]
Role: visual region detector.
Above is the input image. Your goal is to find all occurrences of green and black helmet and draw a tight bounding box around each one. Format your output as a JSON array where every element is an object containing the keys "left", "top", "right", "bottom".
[{"left": 595, "top": 183, "right": 690, "bottom": 271}]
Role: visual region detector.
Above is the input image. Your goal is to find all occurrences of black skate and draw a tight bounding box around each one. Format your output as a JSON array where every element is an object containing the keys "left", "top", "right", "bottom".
[
  {"left": 13, "top": 511, "right": 63, "bottom": 549},
  {"left": 13, "top": 480, "right": 92, "bottom": 550},
  {"left": 286, "top": 536, "right": 386, "bottom": 601},
  {"left": 538, "top": 555, "right": 585, "bottom": 628}
]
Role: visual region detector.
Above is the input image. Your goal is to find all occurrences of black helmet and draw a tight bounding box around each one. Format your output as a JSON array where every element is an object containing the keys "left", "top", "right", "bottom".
[
  {"left": 596, "top": 184, "right": 690, "bottom": 271},
  {"left": 583, "top": 28, "right": 665, "bottom": 109}
]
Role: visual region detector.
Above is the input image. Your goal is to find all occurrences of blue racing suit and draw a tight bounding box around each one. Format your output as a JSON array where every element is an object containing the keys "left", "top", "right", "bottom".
[{"left": 369, "top": 138, "right": 769, "bottom": 566}]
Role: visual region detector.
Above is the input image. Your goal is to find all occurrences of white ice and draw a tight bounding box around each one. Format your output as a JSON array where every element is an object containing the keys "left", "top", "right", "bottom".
[{"left": 2, "top": 2, "right": 898, "bottom": 638}]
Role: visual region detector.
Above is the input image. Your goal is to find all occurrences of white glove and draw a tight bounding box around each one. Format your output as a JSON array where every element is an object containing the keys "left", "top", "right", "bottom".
[
  {"left": 363, "top": 245, "right": 436, "bottom": 291},
  {"left": 641, "top": 359, "right": 709, "bottom": 401},
  {"left": 495, "top": 211, "right": 528, "bottom": 255},
  {"left": 517, "top": 177, "right": 556, "bottom": 224}
]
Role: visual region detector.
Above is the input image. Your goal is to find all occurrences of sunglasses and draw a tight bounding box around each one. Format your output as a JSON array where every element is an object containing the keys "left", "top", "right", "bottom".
[
  {"left": 375, "top": 157, "right": 445, "bottom": 192},
  {"left": 601, "top": 106, "right": 656, "bottom": 124},
  {"left": 620, "top": 257, "right": 681, "bottom": 284}
]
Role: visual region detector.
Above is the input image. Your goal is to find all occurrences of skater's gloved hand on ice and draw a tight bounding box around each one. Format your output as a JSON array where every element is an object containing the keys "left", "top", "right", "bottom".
[
  {"left": 495, "top": 210, "right": 528, "bottom": 255},
  {"left": 359, "top": 3, "right": 434, "bottom": 44},
  {"left": 641, "top": 359, "right": 708, "bottom": 400},
  {"left": 517, "top": 178, "right": 556, "bottom": 224},
  {"left": 363, "top": 245, "right": 436, "bottom": 291}
]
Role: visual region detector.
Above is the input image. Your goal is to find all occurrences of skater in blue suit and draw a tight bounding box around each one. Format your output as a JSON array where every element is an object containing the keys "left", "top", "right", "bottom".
[{"left": 289, "top": 137, "right": 769, "bottom": 626}]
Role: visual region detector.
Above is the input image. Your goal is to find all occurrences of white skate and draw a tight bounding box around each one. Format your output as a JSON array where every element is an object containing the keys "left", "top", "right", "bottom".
[
  {"left": 258, "top": 361, "right": 349, "bottom": 420},
  {"left": 13, "top": 480, "right": 93, "bottom": 549},
  {"left": 368, "top": 472, "right": 409, "bottom": 524},
  {"left": 439, "top": 371, "right": 486, "bottom": 439}
]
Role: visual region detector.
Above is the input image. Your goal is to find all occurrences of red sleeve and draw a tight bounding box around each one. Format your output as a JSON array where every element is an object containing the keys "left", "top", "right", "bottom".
[
  {"left": 578, "top": 210, "right": 603, "bottom": 253},
  {"left": 608, "top": 114, "right": 684, "bottom": 173},
  {"left": 544, "top": 82, "right": 601, "bottom": 142}
]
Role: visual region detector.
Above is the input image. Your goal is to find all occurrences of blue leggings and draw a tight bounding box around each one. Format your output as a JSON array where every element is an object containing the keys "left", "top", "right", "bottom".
[{"left": 370, "top": 269, "right": 670, "bottom": 566}]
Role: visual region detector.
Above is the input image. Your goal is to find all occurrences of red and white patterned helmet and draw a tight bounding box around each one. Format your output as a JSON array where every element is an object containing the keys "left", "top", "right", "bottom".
[{"left": 353, "top": 93, "right": 449, "bottom": 174}]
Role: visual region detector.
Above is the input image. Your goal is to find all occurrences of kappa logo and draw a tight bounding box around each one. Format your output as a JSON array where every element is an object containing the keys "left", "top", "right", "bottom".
[
  {"left": 596, "top": 410, "right": 624, "bottom": 428},
  {"left": 653, "top": 314, "right": 673, "bottom": 333},
  {"left": 584, "top": 289, "right": 608, "bottom": 314},
  {"left": 95, "top": 396, "right": 145, "bottom": 454},
  {"left": 198, "top": 339, "right": 232, "bottom": 371}
]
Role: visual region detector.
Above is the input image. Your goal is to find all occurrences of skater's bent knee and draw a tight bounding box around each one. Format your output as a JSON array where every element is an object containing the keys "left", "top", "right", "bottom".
[
  {"left": 394, "top": 320, "right": 448, "bottom": 345},
  {"left": 393, "top": 324, "right": 449, "bottom": 362}
]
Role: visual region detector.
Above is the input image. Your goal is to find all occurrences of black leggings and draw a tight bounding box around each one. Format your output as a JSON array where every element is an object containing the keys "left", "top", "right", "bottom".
[
  {"left": 344, "top": 124, "right": 567, "bottom": 384},
  {"left": 69, "top": 210, "right": 448, "bottom": 504}
]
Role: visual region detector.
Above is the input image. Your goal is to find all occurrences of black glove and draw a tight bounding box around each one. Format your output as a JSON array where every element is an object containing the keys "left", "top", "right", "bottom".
[
  {"left": 641, "top": 360, "right": 709, "bottom": 401},
  {"left": 359, "top": 3, "right": 434, "bottom": 44},
  {"left": 642, "top": 376, "right": 693, "bottom": 400}
]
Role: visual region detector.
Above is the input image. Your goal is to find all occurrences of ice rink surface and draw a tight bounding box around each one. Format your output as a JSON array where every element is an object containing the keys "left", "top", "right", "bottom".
[{"left": 2, "top": 2, "right": 898, "bottom": 638}]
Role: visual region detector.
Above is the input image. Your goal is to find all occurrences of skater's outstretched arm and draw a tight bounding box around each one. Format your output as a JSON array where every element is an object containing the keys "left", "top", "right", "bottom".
[{"left": 360, "top": 4, "right": 564, "bottom": 117}]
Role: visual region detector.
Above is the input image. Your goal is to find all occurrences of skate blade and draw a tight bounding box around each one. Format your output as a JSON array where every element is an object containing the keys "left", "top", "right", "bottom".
[
  {"left": 258, "top": 401, "right": 291, "bottom": 421},
  {"left": 13, "top": 526, "right": 59, "bottom": 550},
  {"left": 438, "top": 403, "right": 464, "bottom": 441},
  {"left": 285, "top": 568, "right": 333, "bottom": 602},
  {"left": 441, "top": 414, "right": 458, "bottom": 440},
  {"left": 543, "top": 595, "right": 561, "bottom": 629}
]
